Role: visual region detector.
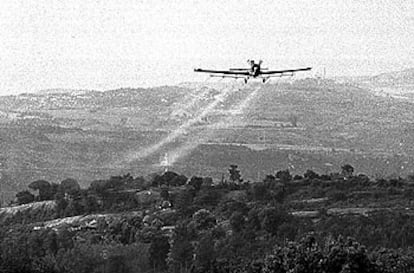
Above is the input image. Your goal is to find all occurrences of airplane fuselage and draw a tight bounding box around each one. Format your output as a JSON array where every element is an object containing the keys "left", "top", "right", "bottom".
[{"left": 250, "top": 64, "right": 261, "bottom": 77}]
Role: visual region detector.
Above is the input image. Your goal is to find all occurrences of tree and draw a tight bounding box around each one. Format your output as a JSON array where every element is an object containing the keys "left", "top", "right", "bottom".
[
  {"left": 80, "top": 193, "right": 99, "bottom": 213},
  {"left": 107, "top": 254, "right": 130, "bottom": 273},
  {"left": 44, "top": 230, "right": 59, "bottom": 255},
  {"left": 260, "top": 206, "right": 291, "bottom": 236},
  {"left": 160, "top": 186, "right": 170, "bottom": 200},
  {"left": 246, "top": 208, "right": 261, "bottom": 232},
  {"left": 54, "top": 243, "right": 102, "bottom": 273},
  {"left": 230, "top": 211, "right": 245, "bottom": 232},
  {"left": 193, "top": 187, "right": 222, "bottom": 208},
  {"left": 15, "top": 190, "right": 35, "bottom": 205},
  {"left": 152, "top": 171, "right": 188, "bottom": 187},
  {"left": 277, "top": 222, "right": 298, "bottom": 241},
  {"left": 168, "top": 225, "right": 194, "bottom": 273},
  {"left": 64, "top": 199, "right": 83, "bottom": 217},
  {"left": 327, "top": 190, "right": 347, "bottom": 202},
  {"left": 54, "top": 190, "right": 68, "bottom": 218},
  {"left": 341, "top": 164, "right": 355, "bottom": 179},
  {"left": 263, "top": 235, "right": 378, "bottom": 273},
  {"left": 192, "top": 209, "right": 216, "bottom": 231},
  {"left": 323, "top": 236, "right": 375, "bottom": 273},
  {"left": 218, "top": 199, "right": 248, "bottom": 218},
  {"left": 57, "top": 228, "right": 74, "bottom": 250},
  {"left": 174, "top": 188, "right": 194, "bottom": 216},
  {"left": 60, "top": 178, "right": 81, "bottom": 195},
  {"left": 304, "top": 170, "right": 319, "bottom": 180},
  {"left": 189, "top": 176, "right": 203, "bottom": 191},
  {"left": 29, "top": 180, "right": 55, "bottom": 201},
  {"left": 263, "top": 174, "right": 276, "bottom": 184},
  {"left": 194, "top": 232, "right": 216, "bottom": 272},
  {"left": 275, "top": 169, "right": 292, "bottom": 183},
  {"left": 229, "top": 165, "right": 242, "bottom": 183},
  {"left": 171, "top": 174, "right": 188, "bottom": 187},
  {"left": 293, "top": 174, "right": 303, "bottom": 180},
  {"left": 202, "top": 177, "right": 213, "bottom": 187},
  {"left": 371, "top": 248, "right": 414, "bottom": 273},
  {"left": 0, "top": 229, "right": 32, "bottom": 272},
  {"left": 27, "top": 230, "right": 46, "bottom": 258},
  {"left": 250, "top": 182, "right": 271, "bottom": 201},
  {"left": 263, "top": 236, "right": 324, "bottom": 273},
  {"left": 149, "top": 234, "right": 170, "bottom": 271}
]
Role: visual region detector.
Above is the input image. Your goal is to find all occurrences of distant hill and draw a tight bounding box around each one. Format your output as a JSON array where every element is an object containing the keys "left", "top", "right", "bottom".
[
  {"left": 36, "top": 88, "right": 98, "bottom": 95},
  {"left": 369, "top": 68, "right": 414, "bottom": 86},
  {"left": 1, "top": 80, "right": 414, "bottom": 205},
  {"left": 337, "top": 68, "right": 414, "bottom": 87}
]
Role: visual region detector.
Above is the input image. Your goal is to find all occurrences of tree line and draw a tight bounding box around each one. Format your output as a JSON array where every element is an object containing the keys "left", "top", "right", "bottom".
[{"left": 1, "top": 164, "right": 414, "bottom": 272}]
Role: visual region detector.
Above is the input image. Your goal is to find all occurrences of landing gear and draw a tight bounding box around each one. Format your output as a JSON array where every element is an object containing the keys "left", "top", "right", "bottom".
[
  {"left": 262, "top": 78, "right": 266, "bottom": 83},
  {"left": 244, "top": 78, "right": 248, "bottom": 84}
]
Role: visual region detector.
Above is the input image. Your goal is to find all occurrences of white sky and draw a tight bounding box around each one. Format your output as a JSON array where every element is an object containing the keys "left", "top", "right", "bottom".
[{"left": 0, "top": 0, "right": 413, "bottom": 95}]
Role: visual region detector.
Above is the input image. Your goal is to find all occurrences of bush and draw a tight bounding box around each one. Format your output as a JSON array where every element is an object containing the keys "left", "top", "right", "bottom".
[
  {"left": 304, "top": 170, "right": 319, "bottom": 180},
  {"left": 16, "top": 190, "right": 35, "bottom": 205},
  {"left": 327, "top": 190, "right": 347, "bottom": 202},
  {"left": 263, "top": 236, "right": 377, "bottom": 273},
  {"left": 259, "top": 206, "right": 291, "bottom": 236},
  {"left": 60, "top": 178, "right": 81, "bottom": 194},
  {"left": 192, "top": 209, "right": 216, "bottom": 230},
  {"left": 275, "top": 170, "right": 292, "bottom": 183}
]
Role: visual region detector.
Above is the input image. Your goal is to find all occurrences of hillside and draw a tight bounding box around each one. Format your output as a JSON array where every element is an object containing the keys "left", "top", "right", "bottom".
[
  {"left": 340, "top": 68, "right": 414, "bottom": 101},
  {"left": 1, "top": 168, "right": 414, "bottom": 273},
  {"left": 368, "top": 68, "right": 414, "bottom": 86},
  {"left": 0, "top": 79, "right": 414, "bottom": 203}
]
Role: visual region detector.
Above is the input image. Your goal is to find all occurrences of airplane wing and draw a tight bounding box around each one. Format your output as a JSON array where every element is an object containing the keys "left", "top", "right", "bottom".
[
  {"left": 229, "top": 68, "right": 250, "bottom": 71},
  {"left": 194, "top": 68, "right": 249, "bottom": 76},
  {"left": 260, "top": 67, "right": 312, "bottom": 75},
  {"left": 209, "top": 74, "right": 247, "bottom": 79}
]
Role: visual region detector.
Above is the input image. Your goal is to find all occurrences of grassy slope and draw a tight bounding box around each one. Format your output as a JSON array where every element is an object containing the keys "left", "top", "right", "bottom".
[
  {"left": 169, "top": 80, "right": 414, "bottom": 180},
  {"left": 0, "top": 80, "right": 413, "bottom": 202}
]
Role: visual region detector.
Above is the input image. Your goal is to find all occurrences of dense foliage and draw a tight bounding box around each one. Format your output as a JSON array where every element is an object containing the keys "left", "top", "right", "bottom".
[{"left": 1, "top": 165, "right": 414, "bottom": 272}]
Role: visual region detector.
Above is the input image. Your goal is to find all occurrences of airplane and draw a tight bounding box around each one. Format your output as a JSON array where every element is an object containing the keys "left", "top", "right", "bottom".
[{"left": 194, "top": 60, "right": 311, "bottom": 83}]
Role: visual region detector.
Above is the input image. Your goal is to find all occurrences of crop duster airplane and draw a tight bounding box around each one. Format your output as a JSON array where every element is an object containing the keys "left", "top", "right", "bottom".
[{"left": 194, "top": 60, "right": 311, "bottom": 83}]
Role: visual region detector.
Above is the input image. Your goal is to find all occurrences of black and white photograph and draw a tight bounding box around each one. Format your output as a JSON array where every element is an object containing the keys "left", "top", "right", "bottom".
[{"left": 0, "top": 0, "right": 413, "bottom": 272}]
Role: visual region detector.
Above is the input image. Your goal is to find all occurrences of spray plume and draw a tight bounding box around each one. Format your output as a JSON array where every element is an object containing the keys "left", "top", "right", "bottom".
[
  {"left": 160, "top": 84, "right": 263, "bottom": 167},
  {"left": 124, "top": 82, "right": 242, "bottom": 163}
]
